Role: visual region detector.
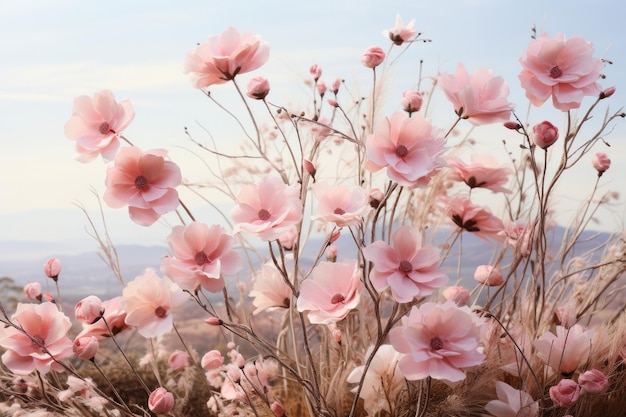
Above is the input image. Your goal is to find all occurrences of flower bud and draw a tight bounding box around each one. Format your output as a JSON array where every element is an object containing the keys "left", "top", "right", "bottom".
[
  {"left": 270, "top": 401, "right": 286, "bottom": 417},
  {"left": 317, "top": 80, "right": 327, "bottom": 96},
  {"left": 442, "top": 286, "right": 470, "bottom": 306},
  {"left": 369, "top": 188, "right": 385, "bottom": 209},
  {"left": 329, "top": 230, "right": 341, "bottom": 244},
  {"left": 592, "top": 152, "right": 611, "bottom": 175},
  {"left": 531, "top": 121, "right": 559, "bottom": 149},
  {"left": 168, "top": 350, "right": 190, "bottom": 371},
  {"left": 599, "top": 86, "right": 616, "bottom": 99},
  {"left": 331, "top": 77, "right": 342, "bottom": 94},
  {"left": 309, "top": 64, "right": 322, "bottom": 81},
  {"left": 303, "top": 159, "right": 316, "bottom": 179},
  {"left": 44, "top": 258, "right": 62, "bottom": 281},
  {"left": 148, "top": 387, "right": 175, "bottom": 414},
  {"left": 504, "top": 121, "right": 521, "bottom": 130},
  {"left": 555, "top": 304, "right": 577, "bottom": 328},
  {"left": 327, "top": 245, "right": 337, "bottom": 262},
  {"left": 23, "top": 282, "right": 42, "bottom": 301},
  {"left": 361, "top": 46, "right": 386, "bottom": 68},
  {"left": 474, "top": 265, "right": 503, "bottom": 286},
  {"left": 201, "top": 350, "right": 224, "bottom": 371},
  {"left": 278, "top": 229, "right": 297, "bottom": 251},
  {"left": 549, "top": 379, "right": 580, "bottom": 408},
  {"left": 578, "top": 369, "right": 608, "bottom": 394},
  {"left": 73, "top": 336, "right": 99, "bottom": 360},
  {"left": 401, "top": 90, "right": 423, "bottom": 113},
  {"left": 75, "top": 295, "right": 104, "bottom": 324},
  {"left": 205, "top": 317, "right": 222, "bottom": 326},
  {"left": 327, "top": 98, "right": 339, "bottom": 107},
  {"left": 246, "top": 76, "right": 270, "bottom": 100}
]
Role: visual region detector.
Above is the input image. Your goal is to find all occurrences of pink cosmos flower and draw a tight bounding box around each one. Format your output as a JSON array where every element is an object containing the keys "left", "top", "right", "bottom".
[
  {"left": 148, "top": 387, "right": 175, "bottom": 414},
  {"left": 183, "top": 27, "right": 270, "bottom": 88},
  {"left": 447, "top": 154, "right": 512, "bottom": 193},
  {"left": 75, "top": 297, "right": 128, "bottom": 340},
  {"left": 519, "top": 33, "right": 603, "bottom": 111},
  {"left": 0, "top": 302, "right": 73, "bottom": 375},
  {"left": 484, "top": 381, "right": 538, "bottom": 417},
  {"left": 366, "top": 112, "right": 447, "bottom": 187},
  {"left": 578, "top": 369, "right": 608, "bottom": 394},
  {"left": 161, "top": 222, "right": 242, "bottom": 293},
  {"left": 389, "top": 300, "right": 486, "bottom": 383},
  {"left": 439, "top": 196, "right": 504, "bottom": 241},
  {"left": 384, "top": 14, "right": 417, "bottom": 45},
  {"left": 121, "top": 269, "right": 188, "bottom": 338},
  {"left": 549, "top": 379, "right": 580, "bottom": 408},
  {"left": 346, "top": 345, "right": 405, "bottom": 414},
  {"left": 534, "top": 324, "right": 594, "bottom": 374},
  {"left": 64, "top": 90, "right": 134, "bottom": 162},
  {"left": 297, "top": 260, "right": 362, "bottom": 324},
  {"left": 23, "top": 282, "right": 42, "bottom": 301},
  {"left": 103, "top": 147, "right": 181, "bottom": 226},
  {"left": 249, "top": 263, "right": 292, "bottom": 314},
  {"left": 231, "top": 176, "right": 303, "bottom": 241},
  {"left": 438, "top": 63, "right": 513, "bottom": 125},
  {"left": 361, "top": 46, "right": 386, "bottom": 68},
  {"left": 312, "top": 182, "right": 369, "bottom": 227},
  {"left": 362, "top": 225, "right": 447, "bottom": 303},
  {"left": 531, "top": 120, "right": 559, "bottom": 149}
]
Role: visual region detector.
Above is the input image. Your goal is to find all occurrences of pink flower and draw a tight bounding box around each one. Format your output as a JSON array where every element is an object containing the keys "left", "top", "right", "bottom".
[
  {"left": 331, "top": 77, "right": 342, "bottom": 94},
  {"left": 578, "top": 369, "right": 608, "bottom": 394},
  {"left": 231, "top": 176, "right": 303, "bottom": 241},
  {"left": 148, "top": 387, "right": 175, "bottom": 414},
  {"left": 64, "top": 90, "right": 134, "bottom": 162},
  {"left": 384, "top": 14, "right": 417, "bottom": 45},
  {"left": 346, "top": 344, "right": 405, "bottom": 414},
  {"left": 317, "top": 80, "right": 327, "bottom": 96},
  {"left": 270, "top": 401, "right": 286, "bottom": 417},
  {"left": 366, "top": 112, "right": 446, "bottom": 187},
  {"left": 121, "top": 269, "right": 188, "bottom": 338},
  {"left": 183, "top": 27, "right": 269, "bottom": 88},
  {"left": 555, "top": 304, "right": 577, "bottom": 328},
  {"left": 312, "top": 182, "right": 369, "bottom": 227},
  {"left": 401, "top": 90, "right": 423, "bottom": 113},
  {"left": 438, "top": 63, "right": 513, "bottom": 125},
  {"left": 549, "top": 379, "right": 580, "bottom": 408},
  {"left": 309, "top": 64, "right": 322, "bottom": 81},
  {"left": 600, "top": 86, "right": 616, "bottom": 99},
  {"left": 441, "top": 286, "right": 470, "bottom": 306},
  {"left": 168, "top": 350, "right": 190, "bottom": 371},
  {"left": 278, "top": 229, "right": 298, "bottom": 250},
  {"left": 363, "top": 225, "right": 447, "bottom": 302},
  {"left": 249, "top": 263, "right": 292, "bottom": 314},
  {"left": 361, "top": 46, "right": 386, "bottom": 68},
  {"left": 23, "top": 282, "right": 42, "bottom": 301},
  {"left": 73, "top": 336, "right": 99, "bottom": 361},
  {"left": 0, "top": 302, "right": 73, "bottom": 374},
  {"left": 447, "top": 154, "right": 512, "bottom": 193},
  {"left": 75, "top": 297, "right": 128, "bottom": 340},
  {"left": 103, "top": 147, "right": 181, "bottom": 226},
  {"left": 531, "top": 120, "right": 559, "bottom": 149},
  {"left": 439, "top": 196, "right": 504, "bottom": 241},
  {"left": 592, "top": 152, "right": 611, "bottom": 174},
  {"left": 246, "top": 76, "right": 270, "bottom": 99},
  {"left": 484, "top": 381, "right": 538, "bottom": 417},
  {"left": 201, "top": 350, "right": 225, "bottom": 371},
  {"left": 499, "top": 220, "right": 533, "bottom": 256},
  {"left": 519, "top": 33, "right": 603, "bottom": 111},
  {"left": 534, "top": 324, "right": 594, "bottom": 374},
  {"left": 161, "top": 222, "right": 242, "bottom": 293},
  {"left": 389, "top": 300, "right": 486, "bottom": 383},
  {"left": 297, "top": 260, "right": 362, "bottom": 324},
  {"left": 474, "top": 265, "right": 503, "bottom": 286},
  {"left": 44, "top": 257, "right": 62, "bottom": 280},
  {"left": 74, "top": 295, "right": 104, "bottom": 325}
]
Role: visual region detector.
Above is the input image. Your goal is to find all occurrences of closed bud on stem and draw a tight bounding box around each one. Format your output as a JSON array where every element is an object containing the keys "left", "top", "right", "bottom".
[{"left": 599, "top": 86, "right": 616, "bottom": 99}]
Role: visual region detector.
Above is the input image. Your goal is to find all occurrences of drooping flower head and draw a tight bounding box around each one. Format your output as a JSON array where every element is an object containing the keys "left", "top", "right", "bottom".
[
  {"left": 366, "top": 112, "right": 447, "bottom": 187},
  {"left": 184, "top": 27, "right": 270, "bottom": 88},
  {"left": 161, "top": 222, "right": 243, "bottom": 293},
  {"left": 439, "top": 196, "right": 504, "bottom": 241},
  {"left": 438, "top": 63, "right": 513, "bottom": 125},
  {"left": 447, "top": 154, "right": 512, "bottom": 193},
  {"left": 64, "top": 90, "right": 134, "bottom": 162},
  {"left": 312, "top": 182, "right": 369, "bottom": 227},
  {"left": 519, "top": 33, "right": 603, "bottom": 111},
  {"left": 363, "top": 225, "right": 448, "bottom": 302},
  {"left": 389, "top": 300, "right": 487, "bottom": 383},
  {"left": 103, "top": 147, "right": 181, "bottom": 226}
]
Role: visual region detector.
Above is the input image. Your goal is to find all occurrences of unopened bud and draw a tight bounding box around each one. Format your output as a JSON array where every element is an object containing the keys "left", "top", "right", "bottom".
[
  {"left": 270, "top": 401, "right": 286, "bottom": 417},
  {"left": 599, "top": 86, "right": 616, "bottom": 99},
  {"left": 205, "top": 317, "right": 222, "bottom": 326},
  {"left": 303, "top": 159, "right": 316, "bottom": 179},
  {"left": 504, "top": 121, "right": 521, "bottom": 130}
]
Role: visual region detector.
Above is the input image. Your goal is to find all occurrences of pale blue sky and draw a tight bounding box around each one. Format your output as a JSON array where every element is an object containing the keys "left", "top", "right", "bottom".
[{"left": 1, "top": 0, "right": 624, "bottom": 246}]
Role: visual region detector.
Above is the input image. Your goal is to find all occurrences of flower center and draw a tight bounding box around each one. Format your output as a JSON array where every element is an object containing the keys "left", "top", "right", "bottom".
[
  {"left": 330, "top": 293, "right": 345, "bottom": 304},
  {"left": 399, "top": 260, "right": 412, "bottom": 273},
  {"left": 135, "top": 175, "right": 148, "bottom": 188},
  {"left": 430, "top": 336, "right": 444, "bottom": 350},
  {"left": 549, "top": 65, "right": 563, "bottom": 79},
  {"left": 334, "top": 208, "right": 346, "bottom": 215},
  {"left": 154, "top": 306, "right": 167, "bottom": 318},
  {"left": 99, "top": 121, "right": 111, "bottom": 134},
  {"left": 195, "top": 252, "right": 208, "bottom": 265},
  {"left": 395, "top": 144, "right": 409, "bottom": 158},
  {"left": 258, "top": 208, "right": 271, "bottom": 221}
]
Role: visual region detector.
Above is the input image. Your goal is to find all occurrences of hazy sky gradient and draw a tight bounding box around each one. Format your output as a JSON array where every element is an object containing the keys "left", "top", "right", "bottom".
[{"left": 1, "top": 0, "right": 625, "bottom": 246}]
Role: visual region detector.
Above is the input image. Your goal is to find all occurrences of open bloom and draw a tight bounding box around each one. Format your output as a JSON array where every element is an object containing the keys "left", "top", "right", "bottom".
[
  {"left": 389, "top": 300, "right": 487, "bottom": 383},
  {"left": 438, "top": 63, "right": 513, "bottom": 125},
  {"left": 363, "top": 225, "right": 447, "bottom": 302},
  {"left": 231, "top": 176, "right": 303, "bottom": 241},
  {"left": 346, "top": 345, "right": 405, "bottom": 414},
  {"left": 519, "top": 33, "right": 603, "bottom": 111},
  {"left": 75, "top": 297, "right": 128, "bottom": 340},
  {"left": 183, "top": 27, "right": 269, "bottom": 88},
  {"left": 0, "top": 302, "right": 73, "bottom": 375},
  {"left": 297, "top": 260, "right": 362, "bottom": 324},
  {"left": 103, "top": 147, "right": 181, "bottom": 226},
  {"left": 121, "top": 269, "right": 188, "bottom": 338},
  {"left": 534, "top": 324, "right": 594, "bottom": 374},
  {"left": 439, "top": 196, "right": 504, "bottom": 241},
  {"left": 447, "top": 154, "right": 512, "bottom": 193},
  {"left": 383, "top": 14, "right": 417, "bottom": 45},
  {"left": 64, "top": 90, "right": 134, "bottom": 162},
  {"left": 484, "top": 381, "right": 538, "bottom": 417},
  {"left": 312, "top": 182, "right": 369, "bottom": 227},
  {"left": 161, "top": 222, "right": 242, "bottom": 293},
  {"left": 249, "top": 263, "right": 292, "bottom": 314},
  {"left": 366, "top": 112, "right": 446, "bottom": 187}
]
